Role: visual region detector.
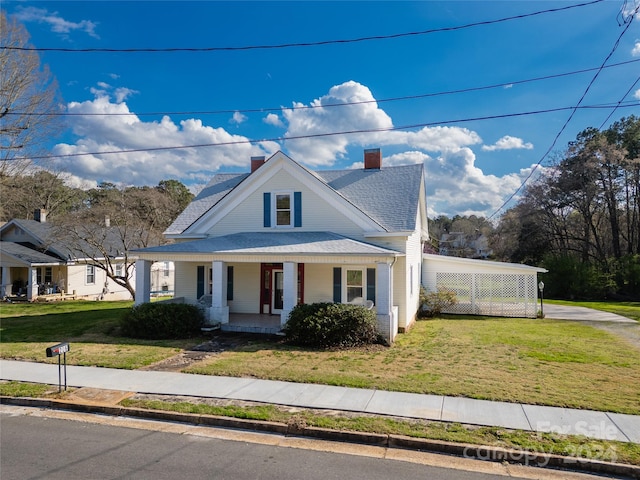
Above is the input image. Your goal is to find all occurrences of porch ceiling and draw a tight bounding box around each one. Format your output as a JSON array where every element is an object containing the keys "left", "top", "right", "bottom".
[{"left": 136, "top": 232, "right": 401, "bottom": 261}]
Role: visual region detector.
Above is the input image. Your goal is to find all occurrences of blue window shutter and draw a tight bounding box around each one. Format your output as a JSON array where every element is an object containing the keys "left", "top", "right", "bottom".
[
  {"left": 333, "top": 267, "right": 341, "bottom": 303},
  {"left": 263, "top": 192, "right": 271, "bottom": 227},
  {"left": 294, "top": 191, "right": 302, "bottom": 227},
  {"left": 196, "top": 266, "right": 205, "bottom": 299},
  {"left": 227, "top": 266, "right": 234, "bottom": 301},
  {"left": 367, "top": 268, "right": 376, "bottom": 303}
]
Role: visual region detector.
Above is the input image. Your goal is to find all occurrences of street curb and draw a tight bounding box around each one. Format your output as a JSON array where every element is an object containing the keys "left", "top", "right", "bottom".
[{"left": 2, "top": 396, "right": 639, "bottom": 479}]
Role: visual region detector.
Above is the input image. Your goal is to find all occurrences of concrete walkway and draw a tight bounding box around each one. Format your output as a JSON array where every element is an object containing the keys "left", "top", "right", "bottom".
[{"left": 2, "top": 359, "right": 638, "bottom": 444}]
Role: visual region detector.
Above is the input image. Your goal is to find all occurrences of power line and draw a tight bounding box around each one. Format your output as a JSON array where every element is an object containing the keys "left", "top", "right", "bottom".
[
  {"left": 598, "top": 74, "right": 640, "bottom": 129},
  {"left": 486, "top": 2, "right": 639, "bottom": 220},
  {"left": 7, "top": 58, "right": 639, "bottom": 118},
  {"left": 2, "top": 0, "right": 604, "bottom": 53},
  {"left": 13, "top": 101, "right": 639, "bottom": 161}
]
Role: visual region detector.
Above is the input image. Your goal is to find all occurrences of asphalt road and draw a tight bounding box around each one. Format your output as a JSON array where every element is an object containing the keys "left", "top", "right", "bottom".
[{"left": 0, "top": 408, "right": 587, "bottom": 480}]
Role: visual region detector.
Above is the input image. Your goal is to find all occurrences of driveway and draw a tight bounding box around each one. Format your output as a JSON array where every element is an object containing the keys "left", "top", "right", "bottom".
[{"left": 543, "top": 304, "right": 640, "bottom": 349}]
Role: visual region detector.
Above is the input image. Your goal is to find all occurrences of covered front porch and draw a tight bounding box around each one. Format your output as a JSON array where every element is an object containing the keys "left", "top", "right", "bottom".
[{"left": 134, "top": 231, "right": 403, "bottom": 343}]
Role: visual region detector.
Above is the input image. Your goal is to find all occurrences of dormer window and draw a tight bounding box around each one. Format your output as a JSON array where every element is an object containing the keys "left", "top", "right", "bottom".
[{"left": 263, "top": 191, "right": 302, "bottom": 228}]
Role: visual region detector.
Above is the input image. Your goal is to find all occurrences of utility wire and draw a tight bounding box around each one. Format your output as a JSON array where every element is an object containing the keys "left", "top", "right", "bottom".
[
  {"left": 13, "top": 102, "right": 640, "bottom": 162},
  {"left": 598, "top": 74, "right": 640, "bottom": 129},
  {"left": 6, "top": 58, "right": 639, "bottom": 118},
  {"left": 486, "top": 2, "right": 639, "bottom": 220},
  {"left": 2, "top": 0, "right": 604, "bottom": 53}
]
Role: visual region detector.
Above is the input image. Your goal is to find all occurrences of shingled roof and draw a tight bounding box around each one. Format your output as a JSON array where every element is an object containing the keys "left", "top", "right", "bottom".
[{"left": 165, "top": 152, "right": 424, "bottom": 236}]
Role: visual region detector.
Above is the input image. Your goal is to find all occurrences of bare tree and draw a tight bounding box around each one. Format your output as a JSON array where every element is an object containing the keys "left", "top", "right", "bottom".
[
  {"left": 53, "top": 180, "right": 193, "bottom": 296},
  {"left": 0, "top": 11, "right": 64, "bottom": 181}
]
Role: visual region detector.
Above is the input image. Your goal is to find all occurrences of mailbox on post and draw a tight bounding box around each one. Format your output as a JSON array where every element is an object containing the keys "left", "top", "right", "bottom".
[{"left": 46, "top": 342, "right": 69, "bottom": 392}]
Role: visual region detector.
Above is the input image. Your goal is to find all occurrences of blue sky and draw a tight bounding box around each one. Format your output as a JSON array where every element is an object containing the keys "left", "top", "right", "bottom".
[{"left": 4, "top": 1, "right": 640, "bottom": 218}]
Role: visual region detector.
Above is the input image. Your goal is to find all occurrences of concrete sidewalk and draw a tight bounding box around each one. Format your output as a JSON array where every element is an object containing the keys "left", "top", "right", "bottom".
[{"left": 2, "top": 359, "right": 638, "bottom": 443}]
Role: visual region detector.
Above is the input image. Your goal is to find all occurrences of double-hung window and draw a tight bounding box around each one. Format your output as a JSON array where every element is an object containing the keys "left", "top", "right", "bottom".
[
  {"left": 345, "top": 268, "right": 365, "bottom": 304},
  {"left": 275, "top": 193, "right": 292, "bottom": 227},
  {"left": 263, "top": 191, "right": 302, "bottom": 228},
  {"left": 86, "top": 265, "right": 96, "bottom": 285}
]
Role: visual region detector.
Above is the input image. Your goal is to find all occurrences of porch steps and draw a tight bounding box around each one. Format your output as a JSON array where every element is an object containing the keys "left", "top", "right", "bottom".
[{"left": 220, "top": 324, "right": 283, "bottom": 335}]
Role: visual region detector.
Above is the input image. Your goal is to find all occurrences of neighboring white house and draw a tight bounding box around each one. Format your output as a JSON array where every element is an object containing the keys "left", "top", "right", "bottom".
[
  {"left": 439, "top": 232, "right": 493, "bottom": 259},
  {"left": 134, "top": 149, "right": 546, "bottom": 343},
  {"left": 0, "top": 213, "right": 173, "bottom": 302}
]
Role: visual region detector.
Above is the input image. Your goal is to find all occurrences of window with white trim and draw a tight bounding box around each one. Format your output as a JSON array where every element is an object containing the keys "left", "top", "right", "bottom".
[
  {"left": 86, "top": 265, "right": 96, "bottom": 285},
  {"left": 115, "top": 263, "right": 124, "bottom": 278},
  {"left": 275, "top": 192, "right": 292, "bottom": 227},
  {"left": 344, "top": 268, "right": 365, "bottom": 304}
]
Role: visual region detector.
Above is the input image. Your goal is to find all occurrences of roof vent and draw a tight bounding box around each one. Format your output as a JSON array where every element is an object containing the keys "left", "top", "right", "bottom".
[
  {"left": 251, "top": 156, "right": 266, "bottom": 173},
  {"left": 364, "top": 148, "right": 381, "bottom": 170}
]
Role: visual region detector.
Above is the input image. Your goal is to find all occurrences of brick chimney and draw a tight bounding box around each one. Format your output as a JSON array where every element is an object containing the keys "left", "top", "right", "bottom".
[
  {"left": 364, "top": 148, "right": 381, "bottom": 170},
  {"left": 251, "top": 156, "right": 265, "bottom": 173},
  {"left": 34, "top": 209, "right": 47, "bottom": 223}
]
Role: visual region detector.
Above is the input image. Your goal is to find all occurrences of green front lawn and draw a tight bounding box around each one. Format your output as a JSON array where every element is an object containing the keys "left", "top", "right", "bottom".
[
  {"left": 185, "top": 317, "right": 640, "bottom": 414},
  {"left": 0, "top": 300, "right": 196, "bottom": 369},
  {"left": 1, "top": 300, "right": 639, "bottom": 413}
]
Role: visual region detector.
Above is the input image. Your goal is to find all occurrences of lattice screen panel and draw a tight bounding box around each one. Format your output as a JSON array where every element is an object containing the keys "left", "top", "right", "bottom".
[{"left": 425, "top": 272, "right": 538, "bottom": 318}]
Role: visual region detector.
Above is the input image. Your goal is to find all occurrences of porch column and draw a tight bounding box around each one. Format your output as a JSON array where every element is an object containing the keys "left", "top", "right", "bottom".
[
  {"left": 1, "top": 266, "right": 10, "bottom": 297},
  {"left": 281, "top": 261, "right": 297, "bottom": 327},
  {"left": 134, "top": 259, "right": 152, "bottom": 305},
  {"left": 376, "top": 261, "right": 396, "bottom": 344},
  {"left": 27, "top": 267, "right": 38, "bottom": 301},
  {"left": 211, "top": 260, "right": 229, "bottom": 325}
]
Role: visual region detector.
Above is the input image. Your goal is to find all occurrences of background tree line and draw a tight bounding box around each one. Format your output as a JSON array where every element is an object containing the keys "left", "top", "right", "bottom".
[{"left": 493, "top": 116, "right": 640, "bottom": 300}]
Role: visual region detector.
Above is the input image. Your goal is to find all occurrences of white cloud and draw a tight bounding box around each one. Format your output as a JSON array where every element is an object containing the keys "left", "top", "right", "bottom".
[
  {"left": 51, "top": 93, "right": 272, "bottom": 187},
  {"left": 482, "top": 135, "right": 533, "bottom": 151},
  {"left": 230, "top": 111, "right": 247, "bottom": 125},
  {"left": 114, "top": 87, "right": 138, "bottom": 103},
  {"left": 282, "top": 81, "right": 394, "bottom": 166},
  {"left": 13, "top": 6, "right": 99, "bottom": 39},
  {"left": 263, "top": 113, "right": 284, "bottom": 127},
  {"left": 49, "top": 80, "right": 538, "bottom": 217},
  {"left": 634, "top": 89, "right": 640, "bottom": 100},
  {"left": 632, "top": 42, "right": 640, "bottom": 57}
]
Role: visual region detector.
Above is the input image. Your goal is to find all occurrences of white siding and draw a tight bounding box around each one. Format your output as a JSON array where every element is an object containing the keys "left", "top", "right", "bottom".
[
  {"left": 202, "top": 170, "right": 372, "bottom": 240},
  {"left": 303, "top": 264, "right": 335, "bottom": 304},
  {"left": 174, "top": 262, "right": 199, "bottom": 303},
  {"left": 228, "top": 263, "right": 260, "bottom": 313},
  {"left": 65, "top": 263, "right": 132, "bottom": 300}
]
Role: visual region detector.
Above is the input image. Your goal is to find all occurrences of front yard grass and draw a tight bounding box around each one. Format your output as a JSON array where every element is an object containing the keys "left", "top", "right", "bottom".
[
  {"left": 0, "top": 301, "right": 196, "bottom": 369},
  {"left": 1, "top": 300, "right": 639, "bottom": 414},
  {"left": 185, "top": 317, "right": 640, "bottom": 414}
]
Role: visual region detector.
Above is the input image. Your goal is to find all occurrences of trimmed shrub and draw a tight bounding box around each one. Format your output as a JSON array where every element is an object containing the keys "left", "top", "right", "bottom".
[
  {"left": 120, "top": 302, "right": 204, "bottom": 339},
  {"left": 283, "top": 302, "right": 380, "bottom": 349},
  {"left": 419, "top": 286, "right": 457, "bottom": 317}
]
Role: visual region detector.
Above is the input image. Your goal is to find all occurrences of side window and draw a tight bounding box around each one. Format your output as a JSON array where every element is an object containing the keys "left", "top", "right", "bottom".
[
  {"left": 115, "top": 264, "right": 124, "bottom": 278},
  {"left": 86, "top": 265, "right": 96, "bottom": 285},
  {"left": 344, "top": 268, "right": 364, "bottom": 304}
]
